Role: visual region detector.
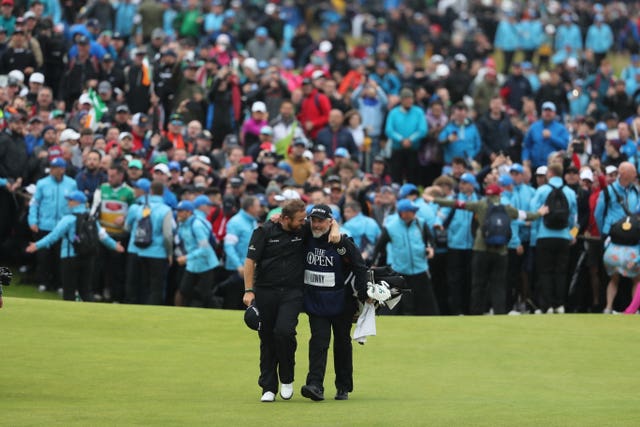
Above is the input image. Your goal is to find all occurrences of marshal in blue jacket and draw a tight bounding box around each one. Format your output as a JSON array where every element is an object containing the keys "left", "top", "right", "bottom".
[{"left": 28, "top": 174, "right": 78, "bottom": 231}]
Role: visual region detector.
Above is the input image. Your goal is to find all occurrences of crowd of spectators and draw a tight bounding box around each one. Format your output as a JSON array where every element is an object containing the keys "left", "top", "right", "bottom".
[{"left": 2, "top": 0, "right": 640, "bottom": 314}]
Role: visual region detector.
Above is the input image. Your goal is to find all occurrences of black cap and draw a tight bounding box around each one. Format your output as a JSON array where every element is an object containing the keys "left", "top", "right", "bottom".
[
  {"left": 102, "top": 53, "right": 114, "bottom": 62},
  {"left": 308, "top": 204, "right": 333, "bottom": 220},
  {"left": 244, "top": 305, "right": 261, "bottom": 331},
  {"left": 112, "top": 32, "right": 123, "bottom": 40},
  {"left": 373, "top": 155, "right": 385, "bottom": 163},
  {"left": 302, "top": 77, "right": 312, "bottom": 85},
  {"left": 326, "top": 175, "right": 341, "bottom": 184},
  {"left": 230, "top": 176, "right": 244, "bottom": 187},
  {"left": 116, "top": 105, "right": 130, "bottom": 113},
  {"left": 76, "top": 35, "right": 90, "bottom": 45}
]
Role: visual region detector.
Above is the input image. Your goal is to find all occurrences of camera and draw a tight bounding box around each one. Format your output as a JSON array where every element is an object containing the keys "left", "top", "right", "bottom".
[
  {"left": 572, "top": 140, "right": 585, "bottom": 154},
  {"left": 0, "top": 267, "right": 12, "bottom": 286}
]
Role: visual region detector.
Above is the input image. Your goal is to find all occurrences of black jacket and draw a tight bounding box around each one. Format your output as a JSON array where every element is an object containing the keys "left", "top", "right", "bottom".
[{"left": 0, "top": 130, "right": 28, "bottom": 180}]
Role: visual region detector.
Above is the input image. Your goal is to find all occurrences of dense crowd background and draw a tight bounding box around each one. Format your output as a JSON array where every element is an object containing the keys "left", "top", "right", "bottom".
[{"left": 2, "top": 0, "right": 640, "bottom": 314}]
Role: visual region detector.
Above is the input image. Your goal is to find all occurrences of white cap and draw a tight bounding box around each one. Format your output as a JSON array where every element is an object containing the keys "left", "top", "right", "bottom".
[
  {"left": 251, "top": 101, "right": 267, "bottom": 113},
  {"left": 197, "top": 155, "right": 211, "bottom": 165},
  {"left": 118, "top": 132, "right": 133, "bottom": 142},
  {"left": 153, "top": 163, "right": 171, "bottom": 176},
  {"left": 303, "top": 149, "right": 313, "bottom": 160},
  {"left": 318, "top": 40, "right": 333, "bottom": 53},
  {"left": 579, "top": 168, "right": 594, "bottom": 182},
  {"left": 435, "top": 64, "right": 450, "bottom": 78},
  {"left": 312, "top": 69, "right": 325, "bottom": 80},
  {"left": 78, "top": 93, "right": 92, "bottom": 105},
  {"left": 430, "top": 54, "right": 444, "bottom": 64},
  {"left": 29, "top": 72, "right": 44, "bottom": 84},
  {"left": 536, "top": 165, "right": 548, "bottom": 176},
  {"left": 274, "top": 189, "right": 301, "bottom": 202},
  {"left": 59, "top": 128, "right": 81, "bottom": 142},
  {"left": 8, "top": 69, "right": 24, "bottom": 83},
  {"left": 605, "top": 165, "right": 618, "bottom": 175},
  {"left": 566, "top": 57, "right": 579, "bottom": 68},
  {"left": 216, "top": 33, "right": 230, "bottom": 45},
  {"left": 265, "top": 3, "right": 277, "bottom": 14}
]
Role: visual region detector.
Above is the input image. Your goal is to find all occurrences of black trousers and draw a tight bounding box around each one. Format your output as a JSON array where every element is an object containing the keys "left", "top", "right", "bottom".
[
  {"left": 218, "top": 270, "right": 245, "bottom": 310},
  {"left": 502, "top": 50, "right": 515, "bottom": 74},
  {"left": 255, "top": 286, "right": 303, "bottom": 394},
  {"left": 60, "top": 256, "right": 94, "bottom": 301},
  {"left": 430, "top": 252, "right": 449, "bottom": 315},
  {"left": 125, "top": 253, "right": 140, "bottom": 304},
  {"left": 390, "top": 148, "right": 420, "bottom": 184},
  {"left": 536, "top": 238, "right": 571, "bottom": 311},
  {"left": 447, "top": 249, "right": 472, "bottom": 315},
  {"left": 401, "top": 272, "right": 440, "bottom": 315},
  {"left": 96, "top": 236, "right": 128, "bottom": 302},
  {"left": 179, "top": 269, "right": 215, "bottom": 308},
  {"left": 306, "top": 302, "right": 355, "bottom": 393},
  {"left": 35, "top": 230, "right": 61, "bottom": 290},
  {"left": 470, "top": 251, "right": 508, "bottom": 315},
  {"left": 126, "top": 255, "right": 167, "bottom": 305}
]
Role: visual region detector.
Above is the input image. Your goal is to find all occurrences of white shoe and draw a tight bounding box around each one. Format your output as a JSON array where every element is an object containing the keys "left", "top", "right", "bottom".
[
  {"left": 261, "top": 391, "right": 275, "bottom": 402},
  {"left": 534, "top": 309, "right": 542, "bottom": 315},
  {"left": 554, "top": 306, "right": 565, "bottom": 314},
  {"left": 37, "top": 284, "right": 47, "bottom": 292},
  {"left": 507, "top": 310, "right": 521, "bottom": 316},
  {"left": 546, "top": 307, "right": 554, "bottom": 314},
  {"left": 280, "top": 383, "right": 293, "bottom": 400},
  {"left": 603, "top": 308, "right": 613, "bottom": 314}
]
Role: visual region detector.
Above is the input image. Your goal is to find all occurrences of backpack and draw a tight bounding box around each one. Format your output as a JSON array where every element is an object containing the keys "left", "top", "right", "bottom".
[
  {"left": 191, "top": 218, "right": 218, "bottom": 250},
  {"left": 609, "top": 215, "right": 640, "bottom": 245},
  {"left": 482, "top": 201, "right": 512, "bottom": 246},
  {"left": 543, "top": 185, "right": 570, "bottom": 230},
  {"left": 72, "top": 213, "right": 100, "bottom": 256},
  {"left": 133, "top": 201, "right": 153, "bottom": 248}
]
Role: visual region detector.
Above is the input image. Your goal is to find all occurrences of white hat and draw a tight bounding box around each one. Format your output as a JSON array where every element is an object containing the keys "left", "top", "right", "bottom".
[
  {"left": 197, "top": 155, "right": 211, "bottom": 165},
  {"left": 535, "top": 165, "right": 548, "bottom": 176},
  {"left": 29, "top": 72, "right": 44, "bottom": 84},
  {"left": 216, "top": 34, "right": 230, "bottom": 45},
  {"left": 318, "top": 40, "right": 333, "bottom": 53},
  {"left": 435, "top": 64, "right": 450, "bottom": 78},
  {"left": 78, "top": 93, "right": 92, "bottom": 105},
  {"left": 118, "top": 131, "right": 133, "bottom": 142},
  {"left": 311, "top": 69, "right": 325, "bottom": 80},
  {"left": 303, "top": 149, "right": 313, "bottom": 160},
  {"left": 251, "top": 101, "right": 267, "bottom": 113},
  {"left": 59, "top": 128, "right": 81, "bottom": 142},
  {"left": 580, "top": 168, "right": 594, "bottom": 182},
  {"left": 274, "top": 189, "right": 300, "bottom": 202},
  {"left": 242, "top": 57, "right": 258, "bottom": 73},
  {"left": 153, "top": 163, "right": 171, "bottom": 176},
  {"left": 566, "top": 57, "right": 579, "bottom": 68},
  {"left": 8, "top": 69, "right": 24, "bottom": 83},
  {"left": 430, "top": 54, "right": 444, "bottom": 64},
  {"left": 605, "top": 165, "right": 618, "bottom": 175},
  {"left": 264, "top": 3, "right": 277, "bottom": 14}
]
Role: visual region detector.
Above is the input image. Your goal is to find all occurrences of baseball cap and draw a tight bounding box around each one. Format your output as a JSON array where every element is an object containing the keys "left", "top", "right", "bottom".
[
  {"left": 168, "top": 161, "right": 181, "bottom": 172},
  {"left": 230, "top": 176, "right": 244, "bottom": 187},
  {"left": 252, "top": 101, "right": 267, "bottom": 113},
  {"left": 542, "top": 101, "right": 556, "bottom": 112},
  {"left": 580, "top": 168, "right": 594, "bottom": 182},
  {"left": 78, "top": 93, "right": 92, "bottom": 105},
  {"left": 153, "top": 163, "right": 170, "bottom": 176},
  {"left": 498, "top": 174, "right": 514, "bottom": 187},
  {"left": 65, "top": 190, "right": 87, "bottom": 203},
  {"left": 193, "top": 195, "right": 213, "bottom": 208},
  {"left": 326, "top": 175, "right": 341, "bottom": 184},
  {"left": 400, "top": 88, "right": 414, "bottom": 99},
  {"left": 118, "top": 132, "right": 133, "bottom": 142},
  {"left": 176, "top": 200, "right": 194, "bottom": 212},
  {"left": 311, "top": 69, "right": 325, "bottom": 80},
  {"left": 98, "top": 81, "right": 112, "bottom": 93},
  {"left": 76, "top": 35, "right": 89, "bottom": 45},
  {"left": 277, "top": 161, "right": 292, "bottom": 174},
  {"left": 509, "top": 163, "right": 524, "bottom": 174},
  {"left": 59, "top": 128, "right": 80, "bottom": 142},
  {"left": 151, "top": 28, "right": 165, "bottom": 39},
  {"left": 169, "top": 113, "right": 183, "bottom": 125},
  {"left": 605, "top": 165, "right": 618, "bottom": 175},
  {"left": 29, "top": 72, "right": 44, "bottom": 84},
  {"left": 308, "top": 204, "right": 333, "bottom": 220},
  {"left": 292, "top": 137, "right": 306, "bottom": 147},
  {"left": 128, "top": 159, "right": 143, "bottom": 169},
  {"left": 396, "top": 199, "right": 419, "bottom": 213},
  {"left": 274, "top": 189, "right": 301, "bottom": 202},
  {"left": 398, "top": 183, "right": 419, "bottom": 199},
  {"left": 50, "top": 157, "right": 67, "bottom": 168},
  {"left": 1, "top": 0, "right": 14, "bottom": 6},
  {"left": 259, "top": 125, "right": 273, "bottom": 135},
  {"left": 243, "top": 162, "right": 259, "bottom": 172},
  {"left": 484, "top": 184, "right": 503, "bottom": 196},
  {"left": 135, "top": 178, "right": 151, "bottom": 193},
  {"left": 536, "top": 166, "right": 548, "bottom": 176},
  {"left": 116, "top": 105, "right": 130, "bottom": 113},
  {"left": 334, "top": 147, "right": 349, "bottom": 158},
  {"left": 132, "top": 113, "right": 148, "bottom": 127},
  {"left": 255, "top": 26, "right": 268, "bottom": 37},
  {"left": 459, "top": 172, "right": 477, "bottom": 185},
  {"left": 244, "top": 304, "right": 261, "bottom": 331}
]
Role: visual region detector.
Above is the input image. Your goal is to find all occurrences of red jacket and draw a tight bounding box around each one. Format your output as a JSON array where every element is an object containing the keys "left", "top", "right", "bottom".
[{"left": 297, "top": 89, "right": 331, "bottom": 140}]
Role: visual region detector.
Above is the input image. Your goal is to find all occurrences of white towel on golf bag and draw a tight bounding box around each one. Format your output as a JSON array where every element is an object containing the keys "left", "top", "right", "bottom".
[{"left": 353, "top": 302, "right": 376, "bottom": 344}]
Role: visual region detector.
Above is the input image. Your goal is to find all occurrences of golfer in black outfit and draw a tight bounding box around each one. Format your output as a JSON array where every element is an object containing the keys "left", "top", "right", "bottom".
[
  {"left": 300, "top": 205, "right": 368, "bottom": 402},
  {"left": 243, "top": 200, "right": 339, "bottom": 402}
]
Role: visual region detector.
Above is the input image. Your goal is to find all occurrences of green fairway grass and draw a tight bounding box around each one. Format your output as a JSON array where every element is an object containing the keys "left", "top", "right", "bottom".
[{"left": 2, "top": 298, "right": 639, "bottom": 427}]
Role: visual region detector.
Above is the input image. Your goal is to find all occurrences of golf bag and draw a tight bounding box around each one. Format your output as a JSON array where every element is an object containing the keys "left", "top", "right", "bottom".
[{"left": 351, "top": 266, "right": 408, "bottom": 320}]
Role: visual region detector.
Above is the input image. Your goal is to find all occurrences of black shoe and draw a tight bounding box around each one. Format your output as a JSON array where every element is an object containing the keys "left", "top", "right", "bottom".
[
  {"left": 301, "top": 384, "right": 324, "bottom": 401},
  {"left": 335, "top": 390, "right": 349, "bottom": 400}
]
